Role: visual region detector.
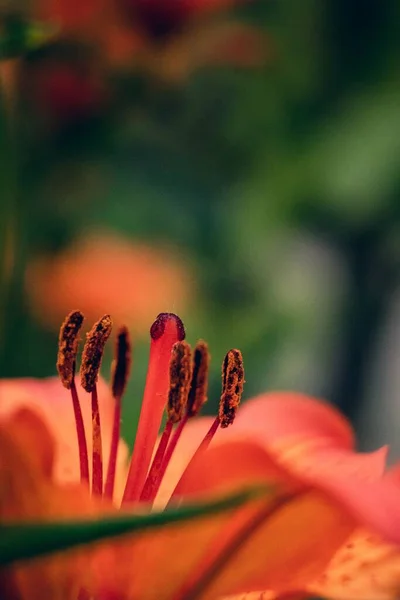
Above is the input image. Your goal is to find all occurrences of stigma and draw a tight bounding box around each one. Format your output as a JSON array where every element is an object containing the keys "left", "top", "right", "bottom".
[{"left": 57, "top": 311, "right": 244, "bottom": 507}]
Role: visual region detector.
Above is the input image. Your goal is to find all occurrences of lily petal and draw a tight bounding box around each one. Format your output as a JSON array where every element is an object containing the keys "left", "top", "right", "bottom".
[
  {"left": 235, "top": 392, "right": 355, "bottom": 449},
  {"left": 0, "top": 409, "right": 100, "bottom": 600},
  {"left": 308, "top": 529, "right": 400, "bottom": 600},
  {"left": 0, "top": 376, "right": 128, "bottom": 500},
  {"left": 166, "top": 440, "right": 355, "bottom": 598},
  {"left": 221, "top": 393, "right": 400, "bottom": 543}
]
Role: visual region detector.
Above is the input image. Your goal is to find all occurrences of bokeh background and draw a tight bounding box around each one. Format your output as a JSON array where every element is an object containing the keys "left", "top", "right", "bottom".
[{"left": 0, "top": 0, "right": 399, "bottom": 454}]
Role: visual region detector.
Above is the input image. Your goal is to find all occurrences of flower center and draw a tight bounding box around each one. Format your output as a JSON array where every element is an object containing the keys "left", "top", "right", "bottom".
[{"left": 56, "top": 311, "right": 244, "bottom": 508}]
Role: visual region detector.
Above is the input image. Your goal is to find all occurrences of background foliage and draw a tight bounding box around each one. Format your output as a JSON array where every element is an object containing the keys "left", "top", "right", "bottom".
[{"left": 0, "top": 0, "right": 399, "bottom": 452}]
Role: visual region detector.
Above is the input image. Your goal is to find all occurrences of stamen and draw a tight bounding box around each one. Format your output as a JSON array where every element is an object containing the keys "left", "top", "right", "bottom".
[
  {"left": 167, "top": 341, "right": 192, "bottom": 424},
  {"left": 139, "top": 420, "right": 173, "bottom": 503},
  {"left": 156, "top": 341, "right": 210, "bottom": 491},
  {"left": 122, "top": 313, "right": 185, "bottom": 504},
  {"left": 56, "top": 310, "right": 84, "bottom": 389},
  {"left": 80, "top": 315, "right": 113, "bottom": 394},
  {"left": 219, "top": 349, "right": 244, "bottom": 428},
  {"left": 80, "top": 315, "right": 113, "bottom": 497},
  {"left": 139, "top": 341, "right": 192, "bottom": 503},
  {"left": 105, "top": 326, "right": 132, "bottom": 500},
  {"left": 56, "top": 311, "right": 89, "bottom": 484},
  {"left": 187, "top": 341, "right": 209, "bottom": 417},
  {"left": 111, "top": 326, "right": 131, "bottom": 400},
  {"left": 167, "top": 348, "right": 244, "bottom": 505}
]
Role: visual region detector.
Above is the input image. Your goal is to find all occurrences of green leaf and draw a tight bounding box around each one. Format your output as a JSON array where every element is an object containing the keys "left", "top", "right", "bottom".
[
  {"left": 0, "top": 16, "right": 58, "bottom": 59},
  {"left": 0, "top": 487, "right": 264, "bottom": 566}
]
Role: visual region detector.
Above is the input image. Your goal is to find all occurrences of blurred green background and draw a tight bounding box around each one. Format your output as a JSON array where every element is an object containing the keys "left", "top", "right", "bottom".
[{"left": 0, "top": 0, "right": 399, "bottom": 452}]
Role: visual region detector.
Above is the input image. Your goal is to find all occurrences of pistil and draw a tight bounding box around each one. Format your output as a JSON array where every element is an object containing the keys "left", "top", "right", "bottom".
[
  {"left": 122, "top": 313, "right": 185, "bottom": 505},
  {"left": 56, "top": 310, "right": 89, "bottom": 484},
  {"left": 80, "top": 314, "right": 113, "bottom": 496},
  {"left": 105, "top": 326, "right": 131, "bottom": 500}
]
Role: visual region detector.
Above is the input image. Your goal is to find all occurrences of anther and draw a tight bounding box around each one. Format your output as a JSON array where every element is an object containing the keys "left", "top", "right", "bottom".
[
  {"left": 154, "top": 341, "right": 210, "bottom": 489},
  {"left": 219, "top": 349, "right": 244, "bottom": 428},
  {"left": 139, "top": 341, "right": 192, "bottom": 503},
  {"left": 80, "top": 315, "right": 112, "bottom": 497},
  {"left": 57, "top": 310, "right": 84, "bottom": 389},
  {"left": 187, "top": 340, "right": 209, "bottom": 417},
  {"left": 105, "top": 326, "right": 132, "bottom": 499},
  {"left": 111, "top": 326, "right": 132, "bottom": 400},
  {"left": 80, "top": 315, "right": 113, "bottom": 393},
  {"left": 167, "top": 350, "right": 244, "bottom": 505},
  {"left": 57, "top": 310, "right": 89, "bottom": 484},
  {"left": 168, "top": 341, "right": 192, "bottom": 423}
]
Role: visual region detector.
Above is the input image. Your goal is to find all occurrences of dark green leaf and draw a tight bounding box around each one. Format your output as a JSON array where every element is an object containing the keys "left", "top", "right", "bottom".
[{"left": 0, "top": 487, "right": 265, "bottom": 566}]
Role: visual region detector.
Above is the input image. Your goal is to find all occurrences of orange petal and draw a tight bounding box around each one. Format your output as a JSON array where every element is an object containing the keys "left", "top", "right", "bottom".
[
  {"left": 165, "top": 440, "right": 356, "bottom": 598},
  {"left": 235, "top": 393, "right": 355, "bottom": 449},
  {"left": 173, "top": 439, "right": 302, "bottom": 501},
  {"left": 223, "top": 594, "right": 306, "bottom": 600},
  {"left": 0, "top": 414, "right": 351, "bottom": 600},
  {"left": 0, "top": 410, "right": 101, "bottom": 600},
  {"left": 0, "top": 376, "right": 128, "bottom": 501},
  {"left": 155, "top": 416, "right": 215, "bottom": 508},
  {"left": 290, "top": 450, "right": 400, "bottom": 545},
  {"left": 221, "top": 394, "right": 400, "bottom": 543},
  {"left": 99, "top": 491, "right": 353, "bottom": 599},
  {"left": 200, "top": 492, "right": 354, "bottom": 599},
  {"left": 308, "top": 528, "right": 400, "bottom": 600},
  {"left": 83, "top": 439, "right": 353, "bottom": 599},
  {"left": 100, "top": 440, "right": 352, "bottom": 599}
]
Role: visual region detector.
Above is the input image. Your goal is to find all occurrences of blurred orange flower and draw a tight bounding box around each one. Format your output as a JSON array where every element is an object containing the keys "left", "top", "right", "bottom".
[
  {"left": 1, "top": 312, "right": 400, "bottom": 599},
  {"left": 25, "top": 231, "right": 193, "bottom": 336},
  {"left": 19, "top": 0, "right": 266, "bottom": 126},
  {"left": 34, "top": 0, "right": 267, "bottom": 78}
]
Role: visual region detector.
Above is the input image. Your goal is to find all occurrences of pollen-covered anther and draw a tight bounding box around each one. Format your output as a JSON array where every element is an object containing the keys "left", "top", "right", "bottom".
[
  {"left": 80, "top": 315, "right": 113, "bottom": 393},
  {"left": 187, "top": 340, "right": 210, "bottom": 417},
  {"left": 57, "top": 310, "right": 84, "bottom": 389},
  {"left": 219, "top": 349, "right": 244, "bottom": 428},
  {"left": 111, "top": 326, "right": 132, "bottom": 399},
  {"left": 167, "top": 341, "right": 192, "bottom": 423}
]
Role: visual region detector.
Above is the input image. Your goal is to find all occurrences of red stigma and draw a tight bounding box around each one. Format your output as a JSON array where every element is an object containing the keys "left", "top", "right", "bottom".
[{"left": 150, "top": 312, "right": 185, "bottom": 341}]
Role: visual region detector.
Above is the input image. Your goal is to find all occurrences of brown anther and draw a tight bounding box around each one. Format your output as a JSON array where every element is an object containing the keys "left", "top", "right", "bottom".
[
  {"left": 219, "top": 349, "right": 244, "bottom": 428},
  {"left": 57, "top": 310, "right": 85, "bottom": 389},
  {"left": 187, "top": 340, "right": 210, "bottom": 417},
  {"left": 80, "top": 315, "right": 113, "bottom": 393},
  {"left": 111, "top": 326, "right": 132, "bottom": 399},
  {"left": 167, "top": 341, "right": 192, "bottom": 423}
]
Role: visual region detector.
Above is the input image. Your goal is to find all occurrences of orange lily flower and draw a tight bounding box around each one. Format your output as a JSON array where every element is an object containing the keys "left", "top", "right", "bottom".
[
  {"left": 1, "top": 311, "right": 400, "bottom": 599},
  {"left": 212, "top": 396, "right": 400, "bottom": 600}
]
